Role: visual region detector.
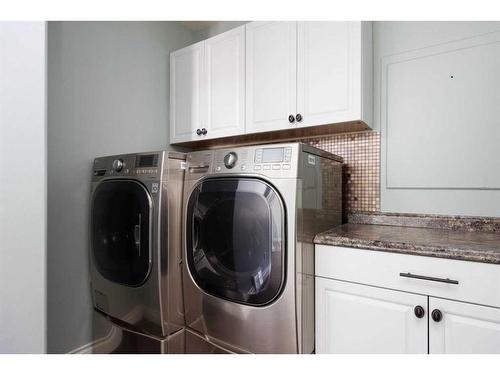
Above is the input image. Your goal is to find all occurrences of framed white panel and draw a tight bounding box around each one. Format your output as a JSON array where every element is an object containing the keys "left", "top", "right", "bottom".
[
  {"left": 429, "top": 297, "right": 500, "bottom": 354},
  {"left": 379, "top": 25, "right": 500, "bottom": 216},
  {"left": 245, "top": 21, "right": 297, "bottom": 133},
  {"left": 204, "top": 26, "right": 245, "bottom": 139},
  {"left": 170, "top": 41, "right": 204, "bottom": 143},
  {"left": 316, "top": 277, "right": 427, "bottom": 354},
  {"left": 383, "top": 31, "right": 500, "bottom": 189}
]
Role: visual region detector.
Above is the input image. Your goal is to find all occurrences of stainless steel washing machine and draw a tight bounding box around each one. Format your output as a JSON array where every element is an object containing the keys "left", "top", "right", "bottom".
[
  {"left": 182, "top": 143, "right": 343, "bottom": 353},
  {"left": 89, "top": 151, "right": 185, "bottom": 347}
]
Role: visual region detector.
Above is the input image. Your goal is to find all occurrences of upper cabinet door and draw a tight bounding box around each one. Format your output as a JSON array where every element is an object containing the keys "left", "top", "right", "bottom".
[
  {"left": 297, "top": 21, "right": 372, "bottom": 128},
  {"left": 170, "top": 41, "right": 204, "bottom": 143},
  {"left": 245, "top": 22, "right": 297, "bottom": 134},
  {"left": 316, "top": 277, "right": 428, "bottom": 354},
  {"left": 429, "top": 297, "right": 500, "bottom": 354},
  {"left": 204, "top": 26, "right": 245, "bottom": 140}
]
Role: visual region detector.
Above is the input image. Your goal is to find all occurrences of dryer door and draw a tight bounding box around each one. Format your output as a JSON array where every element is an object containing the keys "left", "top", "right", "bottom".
[
  {"left": 92, "top": 180, "right": 152, "bottom": 286},
  {"left": 186, "top": 178, "right": 285, "bottom": 306}
]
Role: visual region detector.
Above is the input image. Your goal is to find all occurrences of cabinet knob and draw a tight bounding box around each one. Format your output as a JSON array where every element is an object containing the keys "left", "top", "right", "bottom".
[
  {"left": 196, "top": 129, "right": 202, "bottom": 136},
  {"left": 414, "top": 305, "right": 425, "bottom": 319},
  {"left": 296, "top": 113, "right": 303, "bottom": 122},
  {"left": 201, "top": 128, "right": 207, "bottom": 135},
  {"left": 431, "top": 309, "right": 443, "bottom": 322},
  {"left": 288, "top": 115, "right": 295, "bottom": 123}
]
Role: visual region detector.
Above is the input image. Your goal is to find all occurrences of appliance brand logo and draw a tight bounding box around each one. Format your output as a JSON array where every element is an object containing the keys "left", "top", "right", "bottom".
[{"left": 308, "top": 155, "right": 316, "bottom": 165}]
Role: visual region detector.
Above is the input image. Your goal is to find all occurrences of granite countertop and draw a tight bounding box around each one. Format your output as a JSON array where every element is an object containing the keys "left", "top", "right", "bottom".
[{"left": 314, "top": 212, "right": 500, "bottom": 265}]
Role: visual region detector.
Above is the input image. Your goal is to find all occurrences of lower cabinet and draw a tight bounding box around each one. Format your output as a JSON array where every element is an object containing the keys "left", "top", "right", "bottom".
[
  {"left": 316, "top": 277, "right": 428, "bottom": 354},
  {"left": 316, "top": 277, "right": 500, "bottom": 354},
  {"left": 429, "top": 297, "right": 500, "bottom": 354}
]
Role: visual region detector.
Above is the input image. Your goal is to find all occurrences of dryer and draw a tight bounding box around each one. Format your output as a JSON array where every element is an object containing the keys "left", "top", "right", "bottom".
[
  {"left": 89, "top": 151, "right": 185, "bottom": 349},
  {"left": 182, "top": 143, "right": 343, "bottom": 353}
]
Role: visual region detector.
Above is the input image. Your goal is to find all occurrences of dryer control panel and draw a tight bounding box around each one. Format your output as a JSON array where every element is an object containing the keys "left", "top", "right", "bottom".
[
  {"left": 210, "top": 144, "right": 300, "bottom": 178},
  {"left": 92, "top": 152, "right": 163, "bottom": 182}
]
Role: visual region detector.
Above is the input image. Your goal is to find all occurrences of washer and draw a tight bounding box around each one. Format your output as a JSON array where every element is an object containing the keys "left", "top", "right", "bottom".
[
  {"left": 182, "top": 143, "right": 343, "bottom": 353},
  {"left": 89, "top": 151, "right": 185, "bottom": 348}
]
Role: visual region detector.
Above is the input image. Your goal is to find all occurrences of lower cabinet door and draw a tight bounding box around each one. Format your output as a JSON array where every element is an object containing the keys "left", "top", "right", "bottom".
[
  {"left": 429, "top": 297, "right": 500, "bottom": 354},
  {"left": 315, "top": 277, "right": 428, "bottom": 354}
]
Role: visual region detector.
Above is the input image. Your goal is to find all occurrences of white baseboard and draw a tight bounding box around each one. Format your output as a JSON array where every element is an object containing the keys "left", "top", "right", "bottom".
[{"left": 68, "top": 325, "right": 120, "bottom": 354}]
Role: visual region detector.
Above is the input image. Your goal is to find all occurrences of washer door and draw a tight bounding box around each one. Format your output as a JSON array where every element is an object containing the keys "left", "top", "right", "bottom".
[
  {"left": 186, "top": 178, "right": 285, "bottom": 306},
  {"left": 92, "top": 180, "right": 152, "bottom": 286}
]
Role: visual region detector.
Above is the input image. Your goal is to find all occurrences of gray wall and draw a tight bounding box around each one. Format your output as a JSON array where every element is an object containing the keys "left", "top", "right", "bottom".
[
  {"left": 0, "top": 22, "right": 47, "bottom": 353},
  {"left": 47, "top": 21, "right": 194, "bottom": 353},
  {"left": 374, "top": 22, "right": 500, "bottom": 216}
]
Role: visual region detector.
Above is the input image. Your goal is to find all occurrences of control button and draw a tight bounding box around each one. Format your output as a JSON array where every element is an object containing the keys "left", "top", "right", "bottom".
[
  {"left": 263, "top": 165, "right": 271, "bottom": 170},
  {"left": 241, "top": 164, "right": 247, "bottom": 170},
  {"left": 224, "top": 152, "right": 238, "bottom": 169},
  {"left": 272, "top": 164, "right": 281, "bottom": 170},
  {"left": 216, "top": 166, "right": 222, "bottom": 171},
  {"left": 254, "top": 149, "right": 263, "bottom": 163},
  {"left": 282, "top": 164, "right": 291, "bottom": 170},
  {"left": 112, "top": 159, "right": 124, "bottom": 172},
  {"left": 254, "top": 165, "right": 262, "bottom": 171}
]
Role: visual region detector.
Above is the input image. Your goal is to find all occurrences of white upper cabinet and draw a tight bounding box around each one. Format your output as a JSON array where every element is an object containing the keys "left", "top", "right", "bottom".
[
  {"left": 204, "top": 26, "right": 245, "bottom": 140},
  {"left": 246, "top": 21, "right": 372, "bottom": 135},
  {"left": 170, "top": 27, "right": 245, "bottom": 143},
  {"left": 170, "top": 42, "right": 204, "bottom": 143},
  {"left": 297, "top": 22, "right": 372, "bottom": 128},
  {"left": 245, "top": 21, "right": 297, "bottom": 134},
  {"left": 170, "top": 22, "right": 373, "bottom": 143}
]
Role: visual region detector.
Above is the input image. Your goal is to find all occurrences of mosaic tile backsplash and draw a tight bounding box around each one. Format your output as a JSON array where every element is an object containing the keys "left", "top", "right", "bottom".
[{"left": 304, "top": 131, "right": 380, "bottom": 215}]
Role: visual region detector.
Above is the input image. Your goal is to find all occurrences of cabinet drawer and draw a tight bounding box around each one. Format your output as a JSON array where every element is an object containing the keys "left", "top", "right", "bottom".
[{"left": 315, "top": 245, "right": 500, "bottom": 308}]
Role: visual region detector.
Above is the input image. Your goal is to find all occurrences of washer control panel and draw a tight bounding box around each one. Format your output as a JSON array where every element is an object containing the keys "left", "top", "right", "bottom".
[
  {"left": 253, "top": 146, "right": 292, "bottom": 171},
  {"left": 212, "top": 146, "right": 296, "bottom": 175}
]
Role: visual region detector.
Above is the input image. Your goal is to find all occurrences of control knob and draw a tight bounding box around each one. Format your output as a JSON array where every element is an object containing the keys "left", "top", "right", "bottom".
[
  {"left": 112, "top": 159, "right": 124, "bottom": 172},
  {"left": 223, "top": 152, "right": 238, "bottom": 169}
]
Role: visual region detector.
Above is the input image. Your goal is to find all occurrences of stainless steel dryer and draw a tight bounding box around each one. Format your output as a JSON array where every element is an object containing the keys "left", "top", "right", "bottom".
[
  {"left": 182, "top": 143, "right": 343, "bottom": 353},
  {"left": 89, "top": 151, "right": 185, "bottom": 351}
]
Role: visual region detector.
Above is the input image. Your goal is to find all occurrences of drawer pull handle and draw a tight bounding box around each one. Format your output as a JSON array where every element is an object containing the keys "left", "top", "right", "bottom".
[
  {"left": 188, "top": 165, "right": 209, "bottom": 173},
  {"left": 399, "top": 272, "right": 459, "bottom": 285}
]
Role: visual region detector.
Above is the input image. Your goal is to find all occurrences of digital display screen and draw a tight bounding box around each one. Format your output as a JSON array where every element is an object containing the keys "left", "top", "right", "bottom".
[
  {"left": 262, "top": 148, "right": 284, "bottom": 163},
  {"left": 136, "top": 154, "right": 159, "bottom": 168}
]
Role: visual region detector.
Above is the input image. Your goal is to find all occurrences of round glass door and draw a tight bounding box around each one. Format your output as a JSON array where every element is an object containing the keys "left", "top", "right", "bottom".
[
  {"left": 186, "top": 178, "right": 285, "bottom": 306},
  {"left": 91, "top": 180, "right": 152, "bottom": 286}
]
